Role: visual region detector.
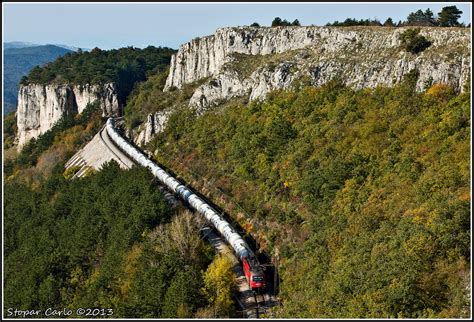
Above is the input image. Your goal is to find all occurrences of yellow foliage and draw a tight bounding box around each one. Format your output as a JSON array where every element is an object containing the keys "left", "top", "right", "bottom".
[
  {"left": 176, "top": 303, "right": 192, "bottom": 318},
  {"left": 243, "top": 222, "right": 253, "bottom": 233},
  {"left": 458, "top": 191, "right": 470, "bottom": 202},
  {"left": 119, "top": 244, "right": 142, "bottom": 296},
  {"left": 63, "top": 166, "right": 81, "bottom": 180},
  {"left": 425, "top": 83, "right": 455, "bottom": 99},
  {"left": 201, "top": 255, "right": 236, "bottom": 317},
  {"left": 405, "top": 206, "right": 430, "bottom": 226}
]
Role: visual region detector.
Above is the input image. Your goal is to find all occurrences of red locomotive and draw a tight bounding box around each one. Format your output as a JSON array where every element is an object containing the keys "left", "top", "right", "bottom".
[{"left": 242, "top": 255, "right": 265, "bottom": 289}]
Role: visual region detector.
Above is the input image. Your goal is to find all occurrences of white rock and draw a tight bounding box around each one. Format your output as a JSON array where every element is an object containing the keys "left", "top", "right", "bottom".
[
  {"left": 134, "top": 110, "right": 171, "bottom": 146},
  {"left": 165, "top": 26, "right": 470, "bottom": 109},
  {"left": 17, "top": 83, "right": 119, "bottom": 148}
]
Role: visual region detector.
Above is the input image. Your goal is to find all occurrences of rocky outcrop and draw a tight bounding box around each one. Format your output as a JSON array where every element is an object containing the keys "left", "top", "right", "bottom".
[
  {"left": 133, "top": 110, "right": 171, "bottom": 146},
  {"left": 189, "top": 62, "right": 297, "bottom": 109},
  {"left": 17, "top": 83, "right": 119, "bottom": 148},
  {"left": 165, "top": 26, "right": 470, "bottom": 109}
]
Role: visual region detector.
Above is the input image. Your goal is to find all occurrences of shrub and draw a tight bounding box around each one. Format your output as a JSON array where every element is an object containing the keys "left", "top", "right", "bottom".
[
  {"left": 271, "top": 17, "right": 300, "bottom": 27},
  {"left": 63, "top": 165, "right": 81, "bottom": 180},
  {"left": 426, "top": 83, "right": 456, "bottom": 101},
  {"left": 399, "top": 28, "right": 432, "bottom": 54}
]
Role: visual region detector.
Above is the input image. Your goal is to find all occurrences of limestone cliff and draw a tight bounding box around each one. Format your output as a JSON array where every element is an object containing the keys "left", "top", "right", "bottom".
[
  {"left": 164, "top": 26, "right": 470, "bottom": 110},
  {"left": 132, "top": 110, "right": 171, "bottom": 146},
  {"left": 17, "top": 83, "right": 119, "bottom": 148}
]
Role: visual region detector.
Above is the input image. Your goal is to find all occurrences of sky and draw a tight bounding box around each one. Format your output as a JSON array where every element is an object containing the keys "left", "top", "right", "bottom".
[{"left": 3, "top": 2, "right": 472, "bottom": 50}]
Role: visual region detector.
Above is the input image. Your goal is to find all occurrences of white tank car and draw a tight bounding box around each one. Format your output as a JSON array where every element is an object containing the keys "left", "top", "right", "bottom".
[{"left": 105, "top": 118, "right": 254, "bottom": 261}]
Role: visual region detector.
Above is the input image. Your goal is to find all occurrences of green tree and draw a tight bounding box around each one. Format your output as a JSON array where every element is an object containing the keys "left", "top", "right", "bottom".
[
  {"left": 271, "top": 17, "right": 283, "bottom": 27},
  {"left": 438, "top": 6, "right": 463, "bottom": 27},
  {"left": 271, "top": 17, "right": 293, "bottom": 27},
  {"left": 162, "top": 269, "right": 203, "bottom": 317},
  {"left": 292, "top": 19, "right": 301, "bottom": 26},
  {"left": 250, "top": 22, "right": 260, "bottom": 27},
  {"left": 406, "top": 8, "right": 438, "bottom": 26},
  {"left": 383, "top": 17, "right": 395, "bottom": 26},
  {"left": 327, "top": 18, "right": 382, "bottom": 27}
]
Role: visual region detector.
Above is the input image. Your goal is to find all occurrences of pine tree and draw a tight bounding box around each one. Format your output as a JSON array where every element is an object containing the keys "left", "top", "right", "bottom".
[
  {"left": 383, "top": 17, "right": 395, "bottom": 27},
  {"left": 271, "top": 17, "right": 283, "bottom": 27},
  {"left": 438, "top": 6, "right": 463, "bottom": 27}
]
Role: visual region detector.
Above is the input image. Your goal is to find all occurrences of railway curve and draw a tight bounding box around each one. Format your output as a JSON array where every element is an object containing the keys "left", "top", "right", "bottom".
[{"left": 65, "top": 118, "right": 278, "bottom": 317}]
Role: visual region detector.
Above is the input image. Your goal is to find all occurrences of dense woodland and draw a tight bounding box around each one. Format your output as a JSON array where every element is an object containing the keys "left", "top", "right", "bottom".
[
  {"left": 3, "top": 105, "right": 237, "bottom": 318},
  {"left": 20, "top": 46, "right": 176, "bottom": 104},
  {"left": 137, "top": 71, "right": 470, "bottom": 318}
]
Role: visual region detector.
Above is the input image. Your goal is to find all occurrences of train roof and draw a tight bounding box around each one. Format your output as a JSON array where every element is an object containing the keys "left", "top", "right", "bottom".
[{"left": 246, "top": 255, "right": 264, "bottom": 275}]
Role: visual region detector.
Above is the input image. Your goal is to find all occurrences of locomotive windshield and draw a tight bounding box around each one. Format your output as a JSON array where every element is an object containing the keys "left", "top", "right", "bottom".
[{"left": 248, "top": 256, "right": 259, "bottom": 268}]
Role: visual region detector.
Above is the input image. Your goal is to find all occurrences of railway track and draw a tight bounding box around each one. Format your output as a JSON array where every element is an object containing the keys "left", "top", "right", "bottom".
[
  {"left": 66, "top": 119, "right": 278, "bottom": 318},
  {"left": 98, "top": 125, "right": 134, "bottom": 169},
  {"left": 254, "top": 289, "right": 268, "bottom": 318}
]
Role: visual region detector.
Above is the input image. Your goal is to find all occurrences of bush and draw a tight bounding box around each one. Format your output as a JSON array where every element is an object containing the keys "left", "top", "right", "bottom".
[
  {"left": 63, "top": 165, "right": 81, "bottom": 180},
  {"left": 326, "top": 18, "right": 382, "bottom": 27},
  {"left": 399, "top": 28, "right": 432, "bottom": 54},
  {"left": 271, "top": 17, "right": 300, "bottom": 27},
  {"left": 426, "top": 83, "right": 456, "bottom": 100}
]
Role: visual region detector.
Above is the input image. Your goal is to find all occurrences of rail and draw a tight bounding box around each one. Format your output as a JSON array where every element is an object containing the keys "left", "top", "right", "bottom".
[{"left": 105, "top": 118, "right": 257, "bottom": 263}]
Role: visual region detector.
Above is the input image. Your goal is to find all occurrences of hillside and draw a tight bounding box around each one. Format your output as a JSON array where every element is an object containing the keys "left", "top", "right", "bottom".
[
  {"left": 123, "top": 26, "right": 470, "bottom": 318},
  {"left": 141, "top": 77, "right": 470, "bottom": 318},
  {"left": 124, "top": 26, "right": 469, "bottom": 145},
  {"left": 4, "top": 41, "right": 40, "bottom": 49},
  {"left": 3, "top": 103, "right": 236, "bottom": 318},
  {"left": 3, "top": 44, "right": 72, "bottom": 113},
  {"left": 3, "top": 24, "right": 471, "bottom": 319}
]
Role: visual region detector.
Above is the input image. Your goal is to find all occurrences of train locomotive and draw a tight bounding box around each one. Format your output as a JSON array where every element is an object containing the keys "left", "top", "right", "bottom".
[{"left": 106, "top": 118, "right": 265, "bottom": 289}]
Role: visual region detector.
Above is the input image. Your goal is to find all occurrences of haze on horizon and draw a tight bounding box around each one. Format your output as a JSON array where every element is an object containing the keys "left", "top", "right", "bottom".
[{"left": 3, "top": 2, "right": 472, "bottom": 50}]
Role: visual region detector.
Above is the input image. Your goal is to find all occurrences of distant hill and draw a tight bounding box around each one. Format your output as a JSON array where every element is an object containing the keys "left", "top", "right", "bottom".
[
  {"left": 4, "top": 41, "right": 39, "bottom": 49},
  {"left": 3, "top": 44, "right": 72, "bottom": 114},
  {"left": 49, "top": 43, "right": 90, "bottom": 52}
]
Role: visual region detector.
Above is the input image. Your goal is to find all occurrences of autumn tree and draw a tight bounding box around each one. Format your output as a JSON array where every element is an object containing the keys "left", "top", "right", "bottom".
[{"left": 201, "top": 255, "right": 236, "bottom": 317}]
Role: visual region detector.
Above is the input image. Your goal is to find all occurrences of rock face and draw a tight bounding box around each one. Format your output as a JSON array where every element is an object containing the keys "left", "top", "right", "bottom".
[
  {"left": 17, "top": 83, "right": 119, "bottom": 148},
  {"left": 164, "top": 26, "right": 471, "bottom": 110},
  {"left": 133, "top": 110, "right": 171, "bottom": 146}
]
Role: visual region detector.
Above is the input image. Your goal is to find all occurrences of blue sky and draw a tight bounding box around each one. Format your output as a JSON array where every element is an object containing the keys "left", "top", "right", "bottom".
[{"left": 3, "top": 2, "right": 472, "bottom": 50}]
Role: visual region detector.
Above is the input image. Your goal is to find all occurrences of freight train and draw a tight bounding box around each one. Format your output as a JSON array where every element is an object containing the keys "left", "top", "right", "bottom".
[{"left": 105, "top": 118, "right": 265, "bottom": 289}]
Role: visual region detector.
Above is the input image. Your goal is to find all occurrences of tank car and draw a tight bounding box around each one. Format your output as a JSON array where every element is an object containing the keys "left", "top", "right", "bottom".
[{"left": 106, "top": 118, "right": 266, "bottom": 289}]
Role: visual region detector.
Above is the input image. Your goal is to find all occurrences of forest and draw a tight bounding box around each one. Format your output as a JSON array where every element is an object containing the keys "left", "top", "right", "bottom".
[
  {"left": 20, "top": 46, "right": 176, "bottom": 104},
  {"left": 4, "top": 103, "right": 238, "bottom": 318},
  {"left": 140, "top": 71, "right": 470, "bottom": 318}
]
